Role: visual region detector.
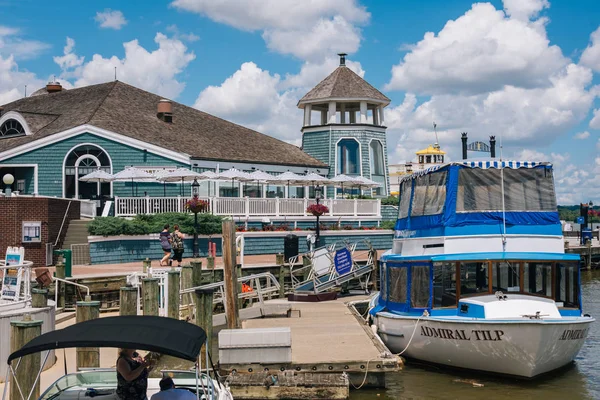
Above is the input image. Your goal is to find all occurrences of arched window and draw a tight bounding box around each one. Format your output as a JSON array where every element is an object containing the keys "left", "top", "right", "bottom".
[
  {"left": 0, "top": 119, "right": 25, "bottom": 138},
  {"left": 337, "top": 139, "right": 360, "bottom": 175},
  {"left": 64, "top": 144, "right": 111, "bottom": 199},
  {"left": 370, "top": 140, "right": 384, "bottom": 176}
]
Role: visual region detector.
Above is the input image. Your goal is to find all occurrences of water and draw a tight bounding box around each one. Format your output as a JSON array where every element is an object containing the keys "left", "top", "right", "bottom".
[{"left": 351, "top": 270, "right": 600, "bottom": 400}]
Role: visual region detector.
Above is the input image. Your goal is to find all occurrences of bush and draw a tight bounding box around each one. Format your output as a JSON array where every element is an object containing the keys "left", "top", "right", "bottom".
[
  {"left": 88, "top": 213, "right": 223, "bottom": 236},
  {"left": 380, "top": 220, "right": 396, "bottom": 230},
  {"left": 381, "top": 196, "right": 399, "bottom": 206}
]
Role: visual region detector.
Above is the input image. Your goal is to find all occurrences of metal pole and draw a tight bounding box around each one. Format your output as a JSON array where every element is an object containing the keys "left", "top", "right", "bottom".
[{"left": 315, "top": 195, "right": 321, "bottom": 248}]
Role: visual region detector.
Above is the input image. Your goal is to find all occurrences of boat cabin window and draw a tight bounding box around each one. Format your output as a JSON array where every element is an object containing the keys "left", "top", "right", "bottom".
[
  {"left": 556, "top": 263, "right": 579, "bottom": 308},
  {"left": 411, "top": 266, "right": 430, "bottom": 308},
  {"left": 410, "top": 171, "right": 447, "bottom": 217},
  {"left": 523, "top": 262, "right": 552, "bottom": 297},
  {"left": 456, "top": 168, "right": 556, "bottom": 212},
  {"left": 492, "top": 262, "right": 520, "bottom": 293},
  {"left": 388, "top": 266, "right": 407, "bottom": 304},
  {"left": 460, "top": 262, "right": 489, "bottom": 296},
  {"left": 398, "top": 179, "right": 412, "bottom": 218},
  {"left": 433, "top": 263, "right": 457, "bottom": 307}
]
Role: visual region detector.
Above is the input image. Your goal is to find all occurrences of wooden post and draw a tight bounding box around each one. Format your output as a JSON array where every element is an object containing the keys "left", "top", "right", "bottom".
[
  {"left": 142, "top": 278, "right": 160, "bottom": 316},
  {"left": 31, "top": 288, "right": 48, "bottom": 308},
  {"left": 55, "top": 260, "right": 66, "bottom": 308},
  {"left": 371, "top": 249, "right": 379, "bottom": 291},
  {"left": 222, "top": 220, "right": 240, "bottom": 329},
  {"left": 143, "top": 258, "right": 151, "bottom": 274},
  {"left": 180, "top": 265, "right": 194, "bottom": 307},
  {"left": 76, "top": 296, "right": 100, "bottom": 369},
  {"left": 194, "top": 288, "right": 214, "bottom": 368},
  {"left": 587, "top": 239, "right": 592, "bottom": 270},
  {"left": 279, "top": 266, "right": 285, "bottom": 298},
  {"left": 10, "top": 315, "right": 43, "bottom": 400},
  {"left": 207, "top": 256, "right": 215, "bottom": 270},
  {"left": 276, "top": 253, "right": 284, "bottom": 265},
  {"left": 190, "top": 260, "right": 203, "bottom": 288},
  {"left": 119, "top": 286, "right": 138, "bottom": 316},
  {"left": 167, "top": 269, "right": 181, "bottom": 319}
]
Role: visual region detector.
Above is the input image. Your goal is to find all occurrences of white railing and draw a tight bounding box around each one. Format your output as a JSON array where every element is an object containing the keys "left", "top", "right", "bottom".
[
  {"left": 79, "top": 200, "right": 97, "bottom": 218},
  {"left": 114, "top": 196, "right": 381, "bottom": 218}
]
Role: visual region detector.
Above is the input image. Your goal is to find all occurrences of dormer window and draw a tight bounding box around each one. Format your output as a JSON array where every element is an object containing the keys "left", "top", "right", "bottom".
[{"left": 0, "top": 119, "right": 25, "bottom": 138}]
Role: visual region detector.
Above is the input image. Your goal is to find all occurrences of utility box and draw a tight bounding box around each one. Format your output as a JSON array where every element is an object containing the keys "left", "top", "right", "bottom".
[
  {"left": 218, "top": 327, "right": 292, "bottom": 364},
  {"left": 284, "top": 234, "right": 299, "bottom": 262},
  {"left": 582, "top": 229, "right": 593, "bottom": 245},
  {"left": 53, "top": 249, "right": 72, "bottom": 278}
]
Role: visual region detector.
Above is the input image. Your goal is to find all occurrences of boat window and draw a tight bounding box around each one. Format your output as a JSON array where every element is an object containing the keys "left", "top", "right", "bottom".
[
  {"left": 411, "top": 171, "right": 447, "bottom": 216},
  {"left": 398, "top": 179, "right": 412, "bottom": 218},
  {"left": 456, "top": 167, "right": 556, "bottom": 212},
  {"left": 411, "top": 265, "right": 430, "bottom": 308},
  {"left": 433, "top": 262, "right": 457, "bottom": 307},
  {"left": 523, "top": 262, "right": 552, "bottom": 297},
  {"left": 556, "top": 263, "right": 579, "bottom": 308},
  {"left": 492, "top": 262, "right": 520, "bottom": 293},
  {"left": 380, "top": 263, "right": 387, "bottom": 301},
  {"left": 388, "top": 266, "right": 407, "bottom": 304},
  {"left": 460, "top": 262, "right": 489, "bottom": 296}
]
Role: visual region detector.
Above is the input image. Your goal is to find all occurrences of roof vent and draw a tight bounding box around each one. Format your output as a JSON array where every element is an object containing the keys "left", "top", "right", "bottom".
[
  {"left": 338, "top": 53, "right": 347, "bottom": 66},
  {"left": 157, "top": 99, "right": 173, "bottom": 123},
  {"left": 46, "top": 81, "right": 63, "bottom": 93}
]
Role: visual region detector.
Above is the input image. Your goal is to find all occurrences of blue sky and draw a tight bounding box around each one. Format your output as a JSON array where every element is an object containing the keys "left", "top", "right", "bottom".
[{"left": 1, "top": 0, "right": 600, "bottom": 203}]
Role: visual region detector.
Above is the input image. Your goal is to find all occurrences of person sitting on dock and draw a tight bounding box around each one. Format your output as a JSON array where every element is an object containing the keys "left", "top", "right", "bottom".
[{"left": 150, "top": 377, "right": 196, "bottom": 400}]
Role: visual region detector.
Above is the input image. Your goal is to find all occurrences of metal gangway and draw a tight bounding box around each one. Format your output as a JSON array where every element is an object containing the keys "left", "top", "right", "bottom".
[{"left": 289, "top": 240, "right": 375, "bottom": 295}]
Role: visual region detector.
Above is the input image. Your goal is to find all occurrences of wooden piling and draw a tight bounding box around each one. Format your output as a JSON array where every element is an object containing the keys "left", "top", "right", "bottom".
[
  {"left": 31, "top": 288, "right": 48, "bottom": 308},
  {"left": 167, "top": 269, "right": 181, "bottom": 320},
  {"left": 222, "top": 220, "right": 240, "bottom": 329},
  {"left": 142, "top": 278, "right": 160, "bottom": 316},
  {"left": 76, "top": 296, "right": 100, "bottom": 369},
  {"left": 10, "top": 315, "right": 43, "bottom": 400},
  {"left": 180, "top": 265, "right": 194, "bottom": 307},
  {"left": 207, "top": 256, "right": 215, "bottom": 270},
  {"left": 276, "top": 253, "right": 284, "bottom": 265},
  {"left": 55, "top": 260, "right": 66, "bottom": 308},
  {"left": 119, "top": 286, "right": 138, "bottom": 316},
  {"left": 143, "top": 258, "right": 151, "bottom": 274},
  {"left": 587, "top": 239, "right": 592, "bottom": 270},
  {"left": 194, "top": 288, "right": 214, "bottom": 367},
  {"left": 190, "top": 260, "right": 203, "bottom": 288}
]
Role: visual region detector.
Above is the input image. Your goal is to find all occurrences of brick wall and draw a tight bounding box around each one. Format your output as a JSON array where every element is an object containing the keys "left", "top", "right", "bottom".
[{"left": 0, "top": 197, "right": 80, "bottom": 267}]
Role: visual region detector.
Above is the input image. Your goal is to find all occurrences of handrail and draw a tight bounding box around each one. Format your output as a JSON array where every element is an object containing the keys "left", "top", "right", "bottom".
[
  {"left": 53, "top": 277, "right": 90, "bottom": 308},
  {"left": 54, "top": 200, "right": 72, "bottom": 247}
]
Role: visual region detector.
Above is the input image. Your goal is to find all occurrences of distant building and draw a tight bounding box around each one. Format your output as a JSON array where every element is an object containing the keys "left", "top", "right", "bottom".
[{"left": 389, "top": 143, "right": 446, "bottom": 195}]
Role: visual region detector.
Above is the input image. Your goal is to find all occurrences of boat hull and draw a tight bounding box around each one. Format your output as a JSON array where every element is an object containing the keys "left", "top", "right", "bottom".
[{"left": 374, "top": 313, "right": 594, "bottom": 378}]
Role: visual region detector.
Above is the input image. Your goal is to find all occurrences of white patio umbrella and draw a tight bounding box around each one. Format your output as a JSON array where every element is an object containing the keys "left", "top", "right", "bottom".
[
  {"left": 217, "top": 168, "right": 253, "bottom": 196},
  {"left": 112, "top": 167, "right": 156, "bottom": 196},
  {"left": 157, "top": 168, "right": 205, "bottom": 196},
  {"left": 273, "top": 171, "right": 308, "bottom": 198},
  {"left": 329, "top": 174, "right": 358, "bottom": 198},
  {"left": 78, "top": 169, "right": 114, "bottom": 183},
  {"left": 197, "top": 171, "right": 219, "bottom": 196},
  {"left": 249, "top": 170, "right": 277, "bottom": 197},
  {"left": 351, "top": 176, "right": 381, "bottom": 196}
]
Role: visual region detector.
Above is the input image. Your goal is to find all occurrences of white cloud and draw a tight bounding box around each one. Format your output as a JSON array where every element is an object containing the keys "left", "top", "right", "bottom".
[
  {"left": 574, "top": 131, "right": 590, "bottom": 139},
  {"left": 502, "top": 0, "right": 549, "bottom": 21},
  {"left": 385, "top": 3, "right": 567, "bottom": 95},
  {"left": 0, "top": 55, "right": 46, "bottom": 104},
  {"left": 590, "top": 108, "right": 600, "bottom": 129},
  {"left": 579, "top": 27, "right": 600, "bottom": 72},
  {"left": 95, "top": 9, "right": 127, "bottom": 30},
  {"left": 165, "top": 25, "right": 200, "bottom": 42},
  {"left": 171, "top": 0, "right": 369, "bottom": 61},
  {"left": 58, "top": 33, "right": 195, "bottom": 99},
  {"left": 0, "top": 25, "right": 50, "bottom": 60},
  {"left": 53, "top": 37, "right": 84, "bottom": 71},
  {"left": 281, "top": 57, "right": 364, "bottom": 90}
]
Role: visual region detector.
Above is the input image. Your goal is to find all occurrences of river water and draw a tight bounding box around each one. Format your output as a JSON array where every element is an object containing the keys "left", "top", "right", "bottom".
[{"left": 351, "top": 270, "right": 600, "bottom": 400}]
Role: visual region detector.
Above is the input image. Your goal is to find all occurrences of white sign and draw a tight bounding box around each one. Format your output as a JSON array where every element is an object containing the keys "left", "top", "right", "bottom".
[
  {"left": 22, "top": 221, "right": 41, "bottom": 243},
  {"left": 2, "top": 247, "right": 24, "bottom": 301}
]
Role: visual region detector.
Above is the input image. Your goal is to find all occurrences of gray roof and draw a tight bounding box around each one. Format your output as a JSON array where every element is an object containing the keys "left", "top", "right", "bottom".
[
  {"left": 0, "top": 81, "right": 326, "bottom": 168},
  {"left": 298, "top": 66, "right": 390, "bottom": 105}
]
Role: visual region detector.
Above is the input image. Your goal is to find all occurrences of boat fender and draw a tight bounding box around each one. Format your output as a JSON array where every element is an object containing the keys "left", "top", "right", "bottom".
[
  {"left": 584, "top": 313, "right": 591, "bottom": 317},
  {"left": 371, "top": 324, "right": 378, "bottom": 335}
]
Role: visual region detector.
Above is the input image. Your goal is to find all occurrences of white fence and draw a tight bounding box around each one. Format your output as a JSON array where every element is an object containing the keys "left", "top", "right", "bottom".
[{"left": 114, "top": 196, "right": 380, "bottom": 218}]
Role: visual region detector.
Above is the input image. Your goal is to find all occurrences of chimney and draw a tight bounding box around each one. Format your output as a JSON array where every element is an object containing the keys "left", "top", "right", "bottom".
[
  {"left": 46, "top": 81, "right": 63, "bottom": 93},
  {"left": 338, "top": 53, "right": 347, "bottom": 66},
  {"left": 489, "top": 135, "right": 496, "bottom": 158},
  {"left": 157, "top": 99, "right": 173, "bottom": 123},
  {"left": 461, "top": 132, "right": 468, "bottom": 160}
]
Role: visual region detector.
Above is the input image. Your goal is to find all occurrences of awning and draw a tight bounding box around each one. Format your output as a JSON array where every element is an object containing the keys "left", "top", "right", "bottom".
[{"left": 7, "top": 316, "right": 206, "bottom": 363}]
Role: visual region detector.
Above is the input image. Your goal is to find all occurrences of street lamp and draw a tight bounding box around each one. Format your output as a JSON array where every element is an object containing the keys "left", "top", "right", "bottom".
[
  {"left": 315, "top": 184, "right": 322, "bottom": 248},
  {"left": 3, "top": 173, "right": 14, "bottom": 196},
  {"left": 589, "top": 200, "right": 594, "bottom": 231},
  {"left": 191, "top": 178, "right": 200, "bottom": 197}
]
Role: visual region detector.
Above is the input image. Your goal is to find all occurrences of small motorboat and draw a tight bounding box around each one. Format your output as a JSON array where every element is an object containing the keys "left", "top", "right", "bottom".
[
  {"left": 3, "top": 315, "right": 233, "bottom": 399},
  {"left": 371, "top": 159, "right": 595, "bottom": 378}
]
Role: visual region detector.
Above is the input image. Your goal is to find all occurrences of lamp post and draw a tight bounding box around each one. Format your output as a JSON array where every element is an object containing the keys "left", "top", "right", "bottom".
[
  {"left": 3, "top": 173, "right": 14, "bottom": 196},
  {"left": 191, "top": 179, "right": 200, "bottom": 258},
  {"left": 315, "top": 184, "right": 322, "bottom": 248},
  {"left": 589, "top": 201, "right": 594, "bottom": 231}
]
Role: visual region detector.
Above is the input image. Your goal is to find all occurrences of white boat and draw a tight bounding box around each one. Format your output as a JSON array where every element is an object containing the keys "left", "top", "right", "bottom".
[{"left": 371, "top": 159, "right": 595, "bottom": 378}]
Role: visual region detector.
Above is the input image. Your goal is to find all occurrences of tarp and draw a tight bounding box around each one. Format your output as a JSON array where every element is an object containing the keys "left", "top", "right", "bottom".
[{"left": 7, "top": 316, "right": 206, "bottom": 363}]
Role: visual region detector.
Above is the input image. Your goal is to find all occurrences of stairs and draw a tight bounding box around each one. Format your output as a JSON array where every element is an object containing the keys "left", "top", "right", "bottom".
[{"left": 61, "top": 219, "right": 92, "bottom": 265}]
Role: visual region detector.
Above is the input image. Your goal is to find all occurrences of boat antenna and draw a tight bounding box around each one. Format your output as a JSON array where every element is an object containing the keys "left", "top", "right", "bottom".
[
  {"left": 433, "top": 122, "right": 440, "bottom": 149},
  {"left": 499, "top": 133, "right": 507, "bottom": 252}
]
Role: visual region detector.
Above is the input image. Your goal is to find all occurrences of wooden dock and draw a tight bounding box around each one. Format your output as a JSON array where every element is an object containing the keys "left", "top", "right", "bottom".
[{"left": 220, "top": 296, "right": 401, "bottom": 390}]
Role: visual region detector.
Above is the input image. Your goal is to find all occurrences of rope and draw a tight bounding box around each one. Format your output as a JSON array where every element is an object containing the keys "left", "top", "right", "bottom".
[{"left": 351, "top": 310, "right": 428, "bottom": 390}]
